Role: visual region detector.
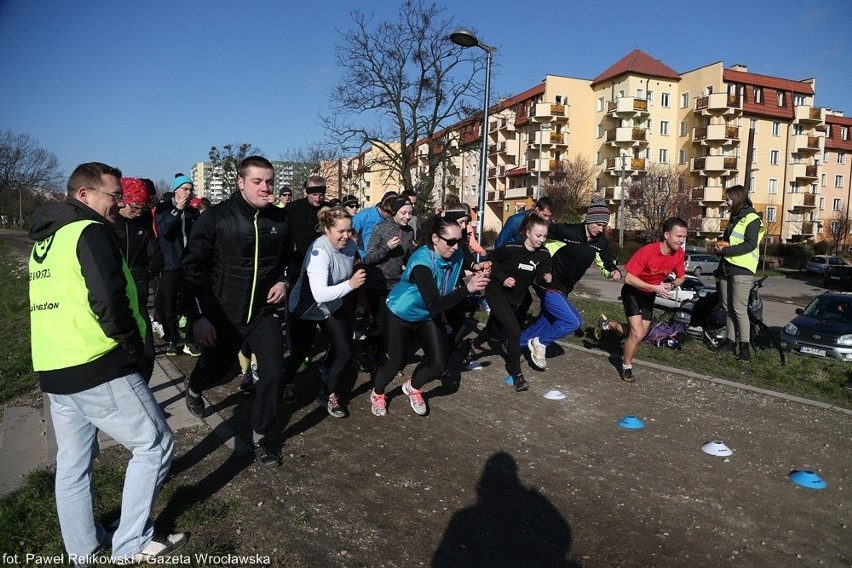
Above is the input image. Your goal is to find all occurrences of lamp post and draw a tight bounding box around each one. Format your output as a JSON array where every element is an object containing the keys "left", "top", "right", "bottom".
[{"left": 450, "top": 29, "right": 494, "bottom": 250}]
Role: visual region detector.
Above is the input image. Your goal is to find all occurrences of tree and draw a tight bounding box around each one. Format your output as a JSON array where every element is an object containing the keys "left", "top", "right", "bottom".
[
  {"left": 827, "top": 206, "right": 852, "bottom": 255},
  {"left": 323, "top": 0, "right": 485, "bottom": 208},
  {"left": 280, "top": 143, "right": 344, "bottom": 197},
  {"left": 626, "top": 163, "right": 698, "bottom": 241},
  {"left": 0, "top": 130, "right": 63, "bottom": 226},
  {"left": 544, "top": 155, "right": 598, "bottom": 223},
  {"left": 207, "top": 142, "right": 263, "bottom": 193}
]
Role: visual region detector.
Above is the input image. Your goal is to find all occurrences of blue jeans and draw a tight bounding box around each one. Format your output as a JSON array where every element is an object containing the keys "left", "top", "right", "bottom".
[
  {"left": 48, "top": 372, "right": 173, "bottom": 561},
  {"left": 520, "top": 289, "right": 582, "bottom": 346}
]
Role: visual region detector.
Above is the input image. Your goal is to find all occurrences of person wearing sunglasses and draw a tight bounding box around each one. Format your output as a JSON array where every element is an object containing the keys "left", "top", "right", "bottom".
[
  {"left": 28, "top": 162, "right": 186, "bottom": 564},
  {"left": 369, "top": 215, "right": 490, "bottom": 417},
  {"left": 342, "top": 194, "right": 360, "bottom": 216},
  {"left": 112, "top": 177, "right": 163, "bottom": 383}
]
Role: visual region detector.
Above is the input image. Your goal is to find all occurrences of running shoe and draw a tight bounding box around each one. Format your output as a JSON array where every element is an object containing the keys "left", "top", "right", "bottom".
[
  {"left": 370, "top": 390, "right": 387, "bottom": 417},
  {"left": 401, "top": 379, "right": 428, "bottom": 416},
  {"left": 594, "top": 314, "right": 610, "bottom": 340},
  {"left": 527, "top": 337, "right": 547, "bottom": 369}
]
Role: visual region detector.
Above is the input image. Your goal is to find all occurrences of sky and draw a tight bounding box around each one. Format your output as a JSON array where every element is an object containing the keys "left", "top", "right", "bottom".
[{"left": 1, "top": 0, "right": 850, "bottom": 188}]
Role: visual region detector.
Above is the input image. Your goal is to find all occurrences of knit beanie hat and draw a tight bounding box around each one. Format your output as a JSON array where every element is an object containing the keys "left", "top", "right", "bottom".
[
  {"left": 442, "top": 208, "right": 470, "bottom": 223},
  {"left": 279, "top": 185, "right": 292, "bottom": 196},
  {"left": 585, "top": 197, "right": 610, "bottom": 225},
  {"left": 120, "top": 177, "right": 150, "bottom": 206},
  {"left": 342, "top": 195, "right": 359, "bottom": 208},
  {"left": 171, "top": 173, "right": 193, "bottom": 191},
  {"left": 391, "top": 197, "right": 412, "bottom": 215}
]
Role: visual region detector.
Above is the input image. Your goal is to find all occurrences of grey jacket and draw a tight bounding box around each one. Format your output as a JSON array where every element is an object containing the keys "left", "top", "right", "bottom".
[{"left": 363, "top": 218, "right": 415, "bottom": 289}]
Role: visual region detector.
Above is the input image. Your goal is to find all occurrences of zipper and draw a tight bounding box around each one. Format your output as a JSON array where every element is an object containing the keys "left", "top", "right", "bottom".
[{"left": 246, "top": 210, "right": 259, "bottom": 324}]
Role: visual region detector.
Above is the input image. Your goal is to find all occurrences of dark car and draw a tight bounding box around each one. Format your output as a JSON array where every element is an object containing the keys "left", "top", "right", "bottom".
[
  {"left": 780, "top": 292, "right": 852, "bottom": 361},
  {"left": 824, "top": 264, "right": 852, "bottom": 290}
]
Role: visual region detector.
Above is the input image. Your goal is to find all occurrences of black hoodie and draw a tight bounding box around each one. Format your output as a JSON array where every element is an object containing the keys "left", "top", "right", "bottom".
[{"left": 29, "top": 199, "right": 144, "bottom": 394}]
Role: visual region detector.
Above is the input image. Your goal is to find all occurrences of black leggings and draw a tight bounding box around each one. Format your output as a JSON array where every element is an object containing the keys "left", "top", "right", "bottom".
[
  {"left": 374, "top": 310, "right": 449, "bottom": 394},
  {"left": 474, "top": 291, "right": 522, "bottom": 376},
  {"left": 283, "top": 306, "right": 355, "bottom": 396}
]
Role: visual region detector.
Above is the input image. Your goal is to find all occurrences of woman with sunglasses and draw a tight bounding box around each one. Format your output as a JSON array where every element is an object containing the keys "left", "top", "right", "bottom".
[
  {"left": 467, "top": 215, "right": 552, "bottom": 391},
  {"left": 369, "top": 216, "right": 490, "bottom": 417}
]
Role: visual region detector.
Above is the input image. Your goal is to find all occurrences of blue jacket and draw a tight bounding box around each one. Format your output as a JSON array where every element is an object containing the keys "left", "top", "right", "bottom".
[
  {"left": 495, "top": 211, "right": 527, "bottom": 248},
  {"left": 386, "top": 246, "right": 464, "bottom": 323},
  {"left": 155, "top": 199, "right": 199, "bottom": 271},
  {"left": 352, "top": 205, "right": 384, "bottom": 258}
]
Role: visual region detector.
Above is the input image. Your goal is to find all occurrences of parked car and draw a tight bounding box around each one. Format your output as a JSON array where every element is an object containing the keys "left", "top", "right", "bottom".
[
  {"left": 654, "top": 275, "right": 712, "bottom": 310},
  {"left": 805, "top": 255, "right": 847, "bottom": 275},
  {"left": 780, "top": 292, "right": 852, "bottom": 361},
  {"left": 823, "top": 264, "right": 852, "bottom": 290},
  {"left": 685, "top": 253, "right": 720, "bottom": 276}
]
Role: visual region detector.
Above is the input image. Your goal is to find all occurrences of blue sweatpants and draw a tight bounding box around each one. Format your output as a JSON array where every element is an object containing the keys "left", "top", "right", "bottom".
[{"left": 520, "top": 289, "right": 582, "bottom": 346}]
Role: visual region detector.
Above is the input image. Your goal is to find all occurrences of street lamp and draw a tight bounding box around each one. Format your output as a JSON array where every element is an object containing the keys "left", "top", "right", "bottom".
[{"left": 450, "top": 29, "right": 494, "bottom": 252}]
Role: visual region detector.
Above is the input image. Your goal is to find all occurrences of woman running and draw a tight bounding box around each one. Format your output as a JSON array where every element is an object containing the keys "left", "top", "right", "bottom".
[
  {"left": 369, "top": 216, "right": 490, "bottom": 417},
  {"left": 468, "top": 215, "right": 552, "bottom": 391},
  {"left": 283, "top": 206, "right": 366, "bottom": 417}
]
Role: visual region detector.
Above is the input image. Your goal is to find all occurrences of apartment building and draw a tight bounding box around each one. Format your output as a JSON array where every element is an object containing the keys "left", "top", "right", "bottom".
[
  {"left": 821, "top": 112, "right": 852, "bottom": 249},
  {"left": 341, "top": 143, "right": 404, "bottom": 206},
  {"left": 401, "top": 48, "right": 846, "bottom": 245}
]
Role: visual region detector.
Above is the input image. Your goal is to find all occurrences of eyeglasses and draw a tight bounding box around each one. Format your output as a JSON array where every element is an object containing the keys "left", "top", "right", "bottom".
[
  {"left": 437, "top": 235, "right": 462, "bottom": 247},
  {"left": 345, "top": 204, "right": 360, "bottom": 209},
  {"left": 87, "top": 187, "right": 123, "bottom": 202},
  {"left": 128, "top": 203, "right": 150, "bottom": 212}
]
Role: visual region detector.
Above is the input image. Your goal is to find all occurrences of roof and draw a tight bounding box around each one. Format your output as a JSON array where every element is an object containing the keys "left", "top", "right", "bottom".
[
  {"left": 723, "top": 69, "right": 814, "bottom": 95},
  {"left": 591, "top": 49, "right": 680, "bottom": 86}
]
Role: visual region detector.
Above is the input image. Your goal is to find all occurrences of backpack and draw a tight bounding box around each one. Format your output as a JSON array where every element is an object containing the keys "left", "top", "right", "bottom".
[{"left": 644, "top": 320, "right": 688, "bottom": 349}]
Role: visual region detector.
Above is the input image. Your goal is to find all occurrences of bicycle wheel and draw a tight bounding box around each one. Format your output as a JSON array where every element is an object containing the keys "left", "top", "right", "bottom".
[{"left": 750, "top": 321, "right": 786, "bottom": 365}]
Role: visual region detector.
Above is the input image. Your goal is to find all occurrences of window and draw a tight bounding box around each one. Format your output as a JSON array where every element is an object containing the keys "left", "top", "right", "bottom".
[
  {"left": 595, "top": 151, "right": 601, "bottom": 165},
  {"left": 832, "top": 222, "right": 841, "bottom": 234},
  {"left": 636, "top": 88, "right": 644, "bottom": 99},
  {"left": 777, "top": 91, "right": 785, "bottom": 107},
  {"left": 843, "top": 127, "right": 849, "bottom": 141},
  {"left": 789, "top": 181, "right": 798, "bottom": 194},
  {"left": 754, "top": 87, "right": 763, "bottom": 103},
  {"left": 647, "top": 90, "right": 653, "bottom": 104},
  {"left": 680, "top": 121, "right": 687, "bottom": 136},
  {"left": 768, "top": 179, "right": 777, "bottom": 194},
  {"left": 555, "top": 95, "right": 563, "bottom": 104},
  {"left": 597, "top": 97, "right": 604, "bottom": 112},
  {"left": 826, "top": 125, "right": 831, "bottom": 138},
  {"left": 659, "top": 149, "right": 669, "bottom": 163},
  {"left": 822, "top": 173, "right": 827, "bottom": 187},
  {"left": 819, "top": 197, "right": 825, "bottom": 210},
  {"left": 836, "top": 175, "right": 845, "bottom": 189},
  {"left": 596, "top": 125, "right": 603, "bottom": 138},
  {"left": 766, "top": 207, "right": 776, "bottom": 222},
  {"left": 752, "top": 148, "right": 758, "bottom": 164},
  {"left": 794, "top": 95, "right": 805, "bottom": 106},
  {"left": 770, "top": 150, "right": 780, "bottom": 165},
  {"left": 839, "top": 152, "right": 846, "bottom": 164},
  {"left": 793, "top": 124, "right": 804, "bottom": 135},
  {"left": 750, "top": 176, "right": 756, "bottom": 192},
  {"left": 660, "top": 121, "right": 669, "bottom": 136},
  {"left": 772, "top": 121, "right": 781, "bottom": 136},
  {"left": 681, "top": 92, "right": 690, "bottom": 108},
  {"left": 834, "top": 198, "right": 843, "bottom": 210},
  {"left": 678, "top": 149, "right": 686, "bottom": 164},
  {"left": 661, "top": 92, "right": 670, "bottom": 107}
]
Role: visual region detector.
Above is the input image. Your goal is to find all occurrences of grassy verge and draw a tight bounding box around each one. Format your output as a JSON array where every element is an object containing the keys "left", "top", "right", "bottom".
[
  {"left": 567, "top": 295, "right": 852, "bottom": 409},
  {"left": 0, "top": 241, "right": 38, "bottom": 404}
]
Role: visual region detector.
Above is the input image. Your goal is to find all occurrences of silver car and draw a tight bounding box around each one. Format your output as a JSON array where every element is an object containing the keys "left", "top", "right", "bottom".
[
  {"left": 805, "top": 255, "right": 847, "bottom": 275},
  {"left": 684, "top": 253, "right": 720, "bottom": 276}
]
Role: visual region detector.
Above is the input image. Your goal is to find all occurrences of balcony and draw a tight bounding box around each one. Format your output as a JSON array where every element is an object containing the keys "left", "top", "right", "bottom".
[
  {"left": 798, "top": 222, "right": 817, "bottom": 236},
  {"left": 606, "top": 97, "right": 649, "bottom": 118},
  {"left": 790, "top": 163, "right": 818, "bottom": 181},
  {"left": 532, "top": 102, "right": 568, "bottom": 123},
  {"left": 604, "top": 186, "right": 624, "bottom": 203},
  {"left": 794, "top": 105, "right": 824, "bottom": 125},
  {"left": 690, "top": 185, "right": 725, "bottom": 203},
  {"left": 605, "top": 157, "right": 647, "bottom": 174},
  {"left": 791, "top": 134, "right": 821, "bottom": 154},
  {"left": 606, "top": 127, "right": 648, "bottom": 147},
  {"left": 486, "top": 190, "right": 505, "bottom": 202},
  {"left": 691, "top": 156, "right": 738, "bottom": 174},
  {"left": 787, "top": 192, "right": 817, "bottom": 211},
  {"left": 692, "top": 125, "right": 740, "bottom": 145},
  {"left": 505, "top": 186, "right": 533, "bottom": 199},
  {"left": 693, "top": 93, "right": 742, "bottom": 116},
  {"left": 688, "top": 217, "right": 729, "bottom": 234},
  {"left": 487, "top": 165, "right": 507, "bottom": 178},
  {"left": 489, "top": 141, "right": 507, "bottom": 155}
]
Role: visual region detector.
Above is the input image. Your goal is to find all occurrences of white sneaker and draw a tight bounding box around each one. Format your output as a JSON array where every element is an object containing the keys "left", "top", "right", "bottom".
[
  {"left": 114, "top": 533, "right": 188, "bottom": 564},
  {"left": 401, "top": 379, "right": 428, "bottom": 416},
  {"left": 528, "top": 337, "right": 547, "bottom": 369},
  {"left": 151, "top": 321, "right": 164, "bottom": 338}
]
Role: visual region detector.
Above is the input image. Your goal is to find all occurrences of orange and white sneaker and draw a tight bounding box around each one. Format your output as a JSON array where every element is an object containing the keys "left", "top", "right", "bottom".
[
  {"left": 370, "top": 390, "right": 387, "bottom": 417},
  {"left": 401, "top": 379, "right": 428, "bottom": 416}
]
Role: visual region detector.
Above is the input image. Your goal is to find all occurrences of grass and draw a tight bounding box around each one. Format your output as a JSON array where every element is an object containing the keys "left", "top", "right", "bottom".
[
  {"left": 0, "top": 241, "right": 39, "bottom": 404},
  {"left": 566, "top": 295, "right": 852, "bottom": 409}
]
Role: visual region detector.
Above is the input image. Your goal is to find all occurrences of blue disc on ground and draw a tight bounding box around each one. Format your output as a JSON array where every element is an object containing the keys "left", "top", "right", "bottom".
[
  {"left": 503, "top": 376, "right": 513, "bottom": 386},
  {"left": 788, "top": 470, "right": 827, "bottom": 490},
  {"left": 618, "top": 415, "right": 645, "bottom": 429}
]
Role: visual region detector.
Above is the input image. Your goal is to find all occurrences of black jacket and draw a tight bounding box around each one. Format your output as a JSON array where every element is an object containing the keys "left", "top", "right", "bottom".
[
  {"left": 181, "top": 192, "right": 290, "bottom": 327},
  {"left": 113, "top": 214, "right": 164, "bottom": 282},
  {"left": 28, "top": 198, "right": 144, "bottom": 393},
  {"left": 546, "top": 223, "right": 620, "bottom": 295},
  {"left": 284, "top": 197, "right": 322, "bottom": 281},
  {"left": 155, "top": 198, "right": 199, "bottom": 271}
]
